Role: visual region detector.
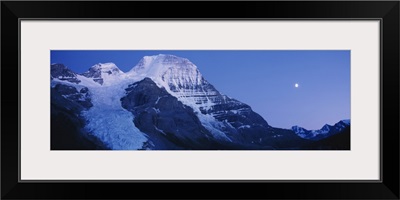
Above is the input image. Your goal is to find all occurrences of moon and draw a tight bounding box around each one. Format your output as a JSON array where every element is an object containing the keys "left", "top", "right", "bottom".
[{"left": 295, "top": 83, "right": 299, "bottom": 88}]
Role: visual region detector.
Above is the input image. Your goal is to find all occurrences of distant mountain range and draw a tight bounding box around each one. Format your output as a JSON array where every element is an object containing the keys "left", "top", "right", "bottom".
[
  {"left": 51, "top": 54, "right": 350, "bottom": 150},
  {"left": 292, "top": 120, "right": 350, "bottom": 140}
]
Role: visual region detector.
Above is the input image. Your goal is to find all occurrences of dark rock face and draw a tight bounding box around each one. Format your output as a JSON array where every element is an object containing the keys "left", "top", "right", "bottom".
[
  {"left": 81, "top": 67, "right": 104, "bottom": 85},
  {"left": 51, "top": 64, "right": 81, "bottom": 84},
  {"left": 53, "top": 84, "right": 93, "bottom": 109},
  {"left": 262, "top": 128, "right": 312, "bottom": 149},
  {"left": 121, "top": 78, "right": 221, "bottom": 150},
  {"left": 202, "top": 94, "right": 273, "bottom": 145},
  {"left": 302, "top": 127, "right": 350, "bottom": 150},
  {"left": 51, "top": 84, "right": 107, "bottom": 150}
]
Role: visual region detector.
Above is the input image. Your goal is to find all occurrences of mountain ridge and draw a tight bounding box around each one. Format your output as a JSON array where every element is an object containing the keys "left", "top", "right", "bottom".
[{"left": 292, "top": 120, "right": 350, "bottom": 140}]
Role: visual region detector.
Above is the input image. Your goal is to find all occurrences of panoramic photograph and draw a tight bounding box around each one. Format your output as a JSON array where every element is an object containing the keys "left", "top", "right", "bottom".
[{"left": 51, "top": 50, "right": 350, "bottom": 150}]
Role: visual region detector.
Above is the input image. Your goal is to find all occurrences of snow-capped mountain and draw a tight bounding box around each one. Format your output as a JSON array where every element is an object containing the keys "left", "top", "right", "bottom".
[
  {"left": 292, "top": 120, "right": 350, "bottom": 140},
  {"left": 81, "top": 63, "right": 124, "bottom": 85},
  {"left": 126, "top": 54, "right": 218, "bottom": 113},
  {"left": 50, "top": 54, "right": 349, "bottom": 150},
  {"left": 126, "top": 54, "right": 275, "bottom": 144}
]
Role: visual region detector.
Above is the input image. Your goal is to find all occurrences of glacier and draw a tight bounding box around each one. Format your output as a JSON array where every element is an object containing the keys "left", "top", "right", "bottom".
[{"left": 53, "top": 63, "right": 149, "bottom": 150}]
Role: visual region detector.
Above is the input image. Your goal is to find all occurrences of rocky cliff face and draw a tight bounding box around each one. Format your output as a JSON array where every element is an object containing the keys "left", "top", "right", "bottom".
[
  {"left": 51, "top": 63, "right": 81, "bottom": 84},
  {"left": 121, "top": 78, "right": 216, "bottom": 150},
  {"left": 51, "top": 84, "right": 107, "bottom": 150}
]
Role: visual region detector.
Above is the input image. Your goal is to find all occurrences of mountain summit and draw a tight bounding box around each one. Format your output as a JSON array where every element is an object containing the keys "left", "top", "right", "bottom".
[
  {"left": 129, "top": 54, "right": 198, "bottom": 75},
  {"left": 128, "top": 54, "right": 205, "bottom": 95},
  {"left": 81, "top": 63, "right": 123, "bottom": 85}
]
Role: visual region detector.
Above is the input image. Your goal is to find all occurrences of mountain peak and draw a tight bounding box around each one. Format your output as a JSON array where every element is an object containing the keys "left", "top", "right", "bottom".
[
  {"left": 128, "top": 54, "right": 197, "bottom": 77},
  {"left": 145, "top": 54, "right": 192, "bottom": 65},
  {"left": 321, "top": 124, "right": 330, "bottom": 129},
  {"left": 82, "top": 62, "right": 122, "bottom": 75},
  {"left": 51, "top": 63, "right": 67, "bottom": 69},
  {"left": 291, "top": 125, "right": 307, "bottom": 134},
  {"left": 127, "top": 54, "right": 205, "bottom": 95},
  {"left": 81, "top": 63, "right": 123, "bottom": 85},
  {"left": 341, "top": 119, "right": 350, "bottom": 125},
  {"left": 89, "top": 63, "right": 122, "bottom": 73}
]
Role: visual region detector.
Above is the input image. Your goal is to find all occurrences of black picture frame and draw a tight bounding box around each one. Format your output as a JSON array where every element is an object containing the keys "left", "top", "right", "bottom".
[{"left": 2, "top": 1, "right": 399, "bottom": 199}]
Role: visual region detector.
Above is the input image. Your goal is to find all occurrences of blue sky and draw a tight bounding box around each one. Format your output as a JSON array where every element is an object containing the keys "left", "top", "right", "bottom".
[{"left": 51, "top": 50, "right": 350, "bottom": 130}]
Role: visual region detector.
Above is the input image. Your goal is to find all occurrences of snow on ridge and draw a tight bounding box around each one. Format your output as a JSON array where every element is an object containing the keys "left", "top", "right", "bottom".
[
  {"left": 292, "top": 119, "right": 350, "bottom": 139},
  {"left": 341, "top": 119, "right": 350, "bottom": 125},
  {"left": 90, "top": 62, "right": 122, "bottom": 71},
  {"left": 127, "top": 54, "right": 199, "bottom": 80},
  {"left": 126, "top": 54, "right": 214, "bottom": 110},
  {"left": 51, "top": 78, "right": 86, "bottom": 90},
  {"left": 320, "top": 124, "right": 330, "bottom": 133},
  {"left": 238, "top": 125, "right": 251, "bottom": 129},
  {"left": 291, "top": 125, "right": 306, "bottom": 134},
  {"left": 81, "top": 62, "right": 131, "bottom": 86}
]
